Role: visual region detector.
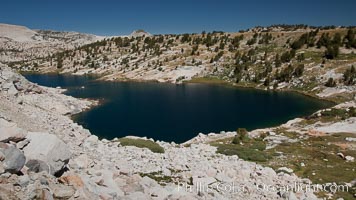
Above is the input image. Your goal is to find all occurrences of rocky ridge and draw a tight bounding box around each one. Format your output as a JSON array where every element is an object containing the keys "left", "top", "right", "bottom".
[
  {"left": 6, "top": 24, "right": 355, "bottom": 99},
  {"left": 0, "top": 23, "right": 103, "bottom": 62}
]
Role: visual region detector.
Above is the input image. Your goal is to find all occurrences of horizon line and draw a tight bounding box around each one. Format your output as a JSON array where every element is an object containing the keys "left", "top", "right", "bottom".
[{"left": 1, "top": 22, "right": 355, "bottom": 37}]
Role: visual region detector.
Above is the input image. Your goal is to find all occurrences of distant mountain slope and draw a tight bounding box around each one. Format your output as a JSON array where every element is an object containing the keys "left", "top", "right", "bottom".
[
  {"left": 0, "top": 23, "right": 103, "bottom": 43},
  {"left": 0, "top": 23, "right": 38, "bottom": 42},
  {"left": 129, "top": 29, "right": 152, "bottom": 38},
  {"left": 0, "top": 23, "right": 103, "bottom": 62},
  {"left": 2, "top": 24, "right": 356, "bottom": 103}
]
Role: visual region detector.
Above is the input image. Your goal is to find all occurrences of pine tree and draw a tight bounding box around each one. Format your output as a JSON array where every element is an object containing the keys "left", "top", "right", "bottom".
[
  {"left": 343, "top": 65, "right": 356, "bottom": 85},
  {"left": 275, "top": 54, "right": 281, "bottom": 67},
  {"left": 325, "top": 78, "right": 336, "bottom": 87},
  {"left": 263, "top": 76, "right": 270, "bottom": 87},
  {"left": 293, "top": 64, "right": 304, "bottom": 77},
  {"left": 56, "top": 56, "right": 63, "bottom": 69},
  {"left": 324, "top": 45, "right": 339, "bottom": 59},
  {"left": 344, "top": 29, "right": 356, "bottom": 48}
]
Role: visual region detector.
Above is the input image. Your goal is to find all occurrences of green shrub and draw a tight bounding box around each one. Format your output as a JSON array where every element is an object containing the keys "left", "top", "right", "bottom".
[
  {"left": 237, "top": 128, "right": 249, "bottom": 142},
  {"left": 321, "top": 108, "right": 347, "bottom": 117},
  {"left": 293, "top": 64, "right": 304, "bottom": 77},
  {"left": 324, "top": 45, "right": 339, "bottom": 59},
  {"left": 118, "top": 138, "right": 165, "bottom": 153},
  {"left": 218, "top": 135, "right": 268, "bottom": 162},
  {"left": 349, "top": 107, "right": 356, "bottom": 117},
  {"left": 216, "top": 144, "right": 270, "bottom": 162},
  {"left": 231, "top": 128, "right": 251, "bottom": 144},
  {"left": 250, "top": 140, "right": 267, "bottom": 151},
  {"left": 232, "top": 135, "right": 240, "bottom": 144},
  {"left": 343, "top": 65, "right": 356, "bottom": 85},
  {"left": 139, "top": 171, "right": 172, "bottom": 185}
]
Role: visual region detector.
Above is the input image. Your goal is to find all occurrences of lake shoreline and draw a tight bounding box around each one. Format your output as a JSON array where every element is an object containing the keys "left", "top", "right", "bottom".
[
  {"left": 4, "top": 63, "right": 355, "bottom": 199},
  {"left": 22, "top": 70, "right": 337, "bottom": 104},
  {"left": 24, "top": 72, "right": 335, "bottom": 144}
]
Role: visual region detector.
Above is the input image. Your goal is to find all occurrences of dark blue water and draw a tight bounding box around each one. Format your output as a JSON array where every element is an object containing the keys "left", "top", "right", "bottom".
[{"left": 24, "top": 74, "right": 332, "bottom": 143}]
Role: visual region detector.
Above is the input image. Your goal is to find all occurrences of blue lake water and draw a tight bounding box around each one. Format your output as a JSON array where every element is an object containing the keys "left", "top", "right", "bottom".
[{"left": 24, "top": 74, "right": 332, "bottom": 143}]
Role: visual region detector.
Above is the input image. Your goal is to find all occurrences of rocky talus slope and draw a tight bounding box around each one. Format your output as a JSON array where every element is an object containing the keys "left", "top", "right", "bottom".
[{"left": 0, "top": 64, "right": 322, "bottom": 199}]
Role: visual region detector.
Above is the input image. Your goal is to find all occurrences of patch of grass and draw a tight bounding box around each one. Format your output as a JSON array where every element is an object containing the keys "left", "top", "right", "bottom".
[
  {"left": 118, "top": 138, "right": 165, "bottom": 153},
  {"left": 214, "top": 133, "right": 270, "bottom": 162},
  {"left": 280, "top": 131, "right": 301, "bottom": 139},
  {"left": 326, "top": 93, "right": 356, "bottom": 104},
  {"left": 183, "top": 143, "right": 191, "bottom": 148},
  {"left": 335, "top": 53, "right": 356, "bottom": 61},
  {"left": 264, "top": 133, "right": 356, "bottom": 198},
  {"left": 303, "top": 51, "right": 323, "bottom": 62},
  {"left": 186, "top": 77, "right": 229, "bottom": 85},
  {"left": 321, "top": 108, "right": 349, "bottom": 118},
  {"left": 272, "top": 128, "right": 301, "bottom": 139},
  {"left": 216, "top": 143, "right": 270, "bottom": 162},
  {"left": 306, "top": 107, "right": 356, "bottom": 123},
  {"left": 212, "top": 127, "right": 356, "bottom": 199},
  {"left": 294, "top": 81, "right": 320, "bottom": 92}
]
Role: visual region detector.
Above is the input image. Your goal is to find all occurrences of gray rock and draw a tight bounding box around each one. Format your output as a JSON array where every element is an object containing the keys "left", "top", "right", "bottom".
[
  {"left": 337, "top": 152, "right": 345, "bottom": 159},
  {"left": 40, "top": 176, "right": 49, "bottom": 185},
  {"left": 288, "top": 192, "right": 298, "bottom": 200},
  {"left": 124, "top": 192, "right": 147, "bottom": 200},
  {"left": 85, "top": 169, "right": 125, "bottom": 198},
  {"left": 0, "top": 163, "right": 4, "bottom": 174},
  {"left": 41, "top": 188, "right": 54, "bottom": 200},
  {"left": 148, "top": 186, "right": 170, "bottom": 199},
  {"left": 0, "top": 172, "right": 11, "bottom": 178},
  {"left": 7, "top": 84, "right": 18, "bottom": 96},
  {"left": 345, "top": 155, "right": 354, "bottom": 162},
  {"left": 0, "top": 184, "right": 19, "bottom": 200},
  {"left": 0, "top": 118, "right": 27, "bottom": 143},
  {"left": 23, "top": 132, "right": 72, "bottom": 175},
  {"left": 16, "top": 174, "right": 30, "bottom": 187},
  {"left": 83, "top": 135, "right": 99, "bottom": 148},
  {"left": 0, "top": 151, "right": 5, "bottom": 161},
  {"left": 26, "top": 159, "right": 50, "bottom": 174},
  {"left": 0, "top": 142, "right": 8, "bottom": 149},
  {"left": 13, "top": 80, "right": 26, "bottom": 92},
  {"left": 0, "top": 146, "right": 26, "bottom": 174},
  {"left": 16, "top": 139, "right": 30, "bottom": 150},
  {"left": 345, "top": 137, "right": 356, "bottom": 142},
  {"left": 277, "top": 167, "right": 294, "bottom": 174},
  {"left": 1, "top": 82, "right": 13, "bottom": 90},
  {"left": 51, "top": 184, "right": 75, "bottom": 199}
]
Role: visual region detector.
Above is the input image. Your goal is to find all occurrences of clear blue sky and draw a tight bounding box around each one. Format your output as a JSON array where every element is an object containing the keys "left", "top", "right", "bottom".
[{"left": 1, "top": 0, "right": 355, "bottom": 36}]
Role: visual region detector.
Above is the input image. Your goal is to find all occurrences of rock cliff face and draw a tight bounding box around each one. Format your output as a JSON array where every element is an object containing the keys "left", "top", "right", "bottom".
[{"left": 0, "top": 64, "right": 322, "bottom": 199}]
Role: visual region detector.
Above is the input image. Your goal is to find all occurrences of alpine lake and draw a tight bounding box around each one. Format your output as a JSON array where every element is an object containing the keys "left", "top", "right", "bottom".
[{"left": 24, "top": 74, "right": 332, "bottom": 143}]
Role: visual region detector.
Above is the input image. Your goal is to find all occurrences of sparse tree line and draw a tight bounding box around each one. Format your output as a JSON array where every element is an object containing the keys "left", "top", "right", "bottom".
[
  {"left": 33, "top": 27, "right": 355, "bottom": 72},
  {"left": 290, "top": 28, "right": 355, "bottom": 59},
  {"left": 325, "top": 65, "right": 356, "bottom": 87},
  {"left": 7, "top": 26, "right": 356, "bottom": 90}
]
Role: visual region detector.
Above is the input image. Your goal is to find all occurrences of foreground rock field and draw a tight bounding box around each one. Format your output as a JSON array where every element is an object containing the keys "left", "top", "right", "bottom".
[{"left": 0, "top": 62, "right": 325, "bottom": 200}]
